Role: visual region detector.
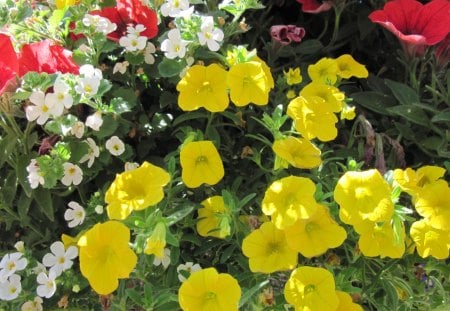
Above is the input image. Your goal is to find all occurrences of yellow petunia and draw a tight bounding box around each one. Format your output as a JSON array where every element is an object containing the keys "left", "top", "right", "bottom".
[
  {"left": 284, "top": 266, "right": 339, "bottom": 311},
  {"left": 410, "top": 219, "right": 450, "bottom": 260},
  {"left": 284, "top": 204, "right": 347, "bottom": 258},
  {"left": 336, "top": 291, "right": 363, "bottom": 311},
  {"left": 272, "top": 136, "right": 322, "bottom": 169},
  {"left": 180, "top": 140, "right": 224, "bottom": 188},
  {"left": 144, "top": 222, "right": 166, "bottom": 258},
  {"left": 413, "top": 180, "right": 450, "bottom": 230},
  {"left": 55, "top": 0, "right": 79, "bottom": 9},
  {"left": 340, "top": 103, "right": 356, "bottom": 120},
  {"left": 78, "top": 221, "right": 137, "bottom": 295},
  {"left": 357, "top": 221, "right": 405, "bottom": 258},
  {"left": 335, "top": 54, "right": 369, "bottom": 79},
  {"left": 300, "top": 82, "right": 344, "bottom": 113},
  {"left": 284, "top": 67, "right": 303, "bottom": 85},
  {"left": 241, "top": 222, "right": 298, "bottom": 273},
  {"left": 307, "top": 57, "right": 338, "bottom": 85},
  {"left": 178, "top": 267, "right": 241, "bottom": 311},
  {"left": 262, "top": 176, "right": 320, "bottom": 229},
  {"left": 176, "top": 64, "right": 229, "bottom": 112},
  {"left": 393, "top": 165, "right": 446, "bottom": 198},
  {"left": 287, "top": 95, "right": 339, "bottom": 142},
  {"left": 334, "top": 169, "right": 394, "bottom": 226},
  {"left": 105, "top": 161, "right": 170, "bottom": 220},
  {"left": 227, "top": 61, "right": 272, "bottom": 106},
  {"left": 197, "top": 196, "right": 231, "bottom": 239}
]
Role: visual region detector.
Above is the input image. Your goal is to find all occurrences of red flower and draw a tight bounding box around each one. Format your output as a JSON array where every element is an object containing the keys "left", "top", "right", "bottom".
[
  {"left": 0, "top": 34, "right": 19, "bottom": 94},
  {"left": 369, "top": 0, "right": 450, "bottom": 56},
  {"left": 270, "top": 25, "right": 306, "bottom": 45},
  {"left": 296, "top": 0, "right": 332, "bottom": 13},
  {"left": 91, "top": 0, "right": 158, "bottom": 41}
]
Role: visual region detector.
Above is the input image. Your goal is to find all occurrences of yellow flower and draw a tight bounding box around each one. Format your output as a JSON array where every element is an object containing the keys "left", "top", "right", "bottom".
[
  {"left": 61, "top": 231, "right": 85, "bottom": 248},
  {"left": 284, "top": 266, "right": 339, "bottom": 311},
  {"left": 307, "top": 57, "right": 338, "bottom": 85},
  {"left": 340, "top": 103, "right": 356, "bottom": 120},
  {"left": 178, "top": 267, "right": 241, "bottom": 311},
  {"left": 284, "top": 67, "right": 302, "bottom": 85},
  {"left": 241, "top": 222, "right": 298, "bottom": 273},
  {"left": 253, "top": 56, "right": 275, "bottom": 89},
  {"left": 272, "top": 136, "right": 322, "bottom": 169},
  {"left": 262, "top": 176, "right": 320, "bottom": 229},
  {"left": 300, "top": 82, "right": 344, "bottom": 113},
  {"left": 336, "top": 291, "right": 363, "bottom": 311},
  {"left": 357, "top": 221, "right": 405, "bottom": 258},
  {"left": 105, "top": 161, "right": 170, "bottom": 220},
  {"left": 78, "top": 221, "right": 137, "bottom": 295},
  {"left": 413, "top": 180, "right": 450, "bottom": 230},
  {"left": 144, "top": 222, "right": 166, "bottom": 258},
  {"left": 410, "top": 219, "right": 450, "bottom": 259},
  {"left": 287, "top": 95, "right": 338, "bottom": 142},
  {"left": 180, "top": 140, "right": 224, "bottom": 188},
  {"left": 55, "top": 0, "right": 79, "bottom": 9},
  {"left": 286, "top": 89, "right": 297, "bottom": 99},
  {"left": 176, "top": 64, "right": 229, "bottom": 112},
  {"left": 227, "top": 61, "right": 272, "bottom": 106},
  {"left": 197, "top": 196, "right": 231, "bottom": 239},
  {"left": 393, "top": 166, "right": 446, "bottom": 197},
  {"left": 334, "top": 169, "right": 394, "bottom": 226},
  {"left": 335, "top": 54, "right": 369, "bottom": 79},
  {"left": 284, "top": 204, "right": 347, "bottom": 258}
]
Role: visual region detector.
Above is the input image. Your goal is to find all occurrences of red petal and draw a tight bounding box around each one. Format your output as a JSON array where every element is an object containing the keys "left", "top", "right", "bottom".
[
  {"left": 414, "top": 0, "right": 450, "bottom": 45},
  {"left": 116, "top": 0, "right": 158, "bottom": 38},
  {"left": 0, "top": 34, "right": 19, "bottom": 93},
  {"left": 91, "top": 7, "right": 125, "bottom": 41}
]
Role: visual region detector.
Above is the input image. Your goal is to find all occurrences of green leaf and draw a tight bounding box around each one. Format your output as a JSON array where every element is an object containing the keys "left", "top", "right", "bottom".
[
  {"left": 93, "top": 114, "right": 119, "bottom": 139},
  {"left": 431, "top": 112, "right": 450, "bottom": 123},
  {"left": 0, "top": 134, "right": 17, "bottom": 168},
  {"left": 167, "top": 204, "right": 195, "bottom": 226},
  {"left": 69, "top": 140, "right": 89, "bottom": 163},
  {"left": 385, "top": 79, "right": 420, "bottom": 106},
  {"left": 17, "top": 191, "right": 32, "bottom": 224},
  {"left": 220, "top": 244, "right": 237, "bottom": 264},
  {"left": 295, "top": 40, "right": 323, "bottom": 55},
  {"left": 126, "top": 289, "right": 143, "bottom": 305},
  {"left": 96, "top": 79, "right": 112, "bottom": 97},
  {"left": 165, "top": 229, "right": 180, "bottom": 247},
  {"left": 386, "top": 105, "right": 430, "bottom": 126},
  {"left": 351, "top": 91, "right": 397, "bottom": 115},
  {"left": 158, "top": 58, "right": 186, "bottom": 77},
  {"left": 44, "top": 114, "right": 77, "bottom": 135},
  {"left": 33, "top": 187, "right": 54, "bottom": 221},
  {"left": 239, "top": 279, "right": 270, "bottom": 308},
  {"left": 125, "top": 52, "right": 145, "bottom": 66},
  {"left": 172, "top": 111, "right": 207, "bottom": 126},
  {"left": 48, "top": 9, "right": 66, "bottom": 34},
  {"left": 2, "top": 170, "right": 17, "bottom": 206}
]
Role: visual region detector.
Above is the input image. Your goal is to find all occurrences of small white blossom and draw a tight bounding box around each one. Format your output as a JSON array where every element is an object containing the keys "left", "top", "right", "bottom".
[
  {"left": 177, "top": 262, "right": 202, "bottom": 282},
  {"left": 75, "top": 76, "right": 101, "bottom": 97},
  {"left": 31, "top": 263, "right": 46, "bottom": 275},
  {"left": 94, "top": 205, "right": 104, "bottom": 214},
  {"left": 70, "top": 121, "right": 85, "bottom": 138},
  {"left": 14, "top": 242, "right": 25, "bottom": 253},
  {"left": 161, "top": 29, "right": 189, "bottom": 59},
  {"left": 42, "top": 241, "right": 78, "bottom": 278},
  {"left": 144, "top": 42, "right": 156, "bottom": 64},
  {"left": 198, "top": 16, "right": 224, "bottom": 52},
  {"left": 79, "top": 138, "right": 100, "bottom": 168},
  {"left": 105, "top": 136, "right": 125, "bottom": 156},
  {"left": 82, "top": 14, "right": 117, "bottom": 35},
  {"left": 153, "top": 248, "right": 171, "bottom": 269},
  {"left": 36, "top": 272, "right": 56, "bottom": 299},
  {"left": 85, "top": 111, "right": 103, "bottom": 131},
  {"left": 26, "top": 91, "right": 64, "bottom": 125},
  {"left": 79, "top": 64, "right": 103, "bottom": 79},
  {"left": 160, "top": 0, "right": 192, "bottom": 17},
  {"left": 0, "top": 274, "right": 22, "bottom": 301},
  {"left": 61, "top": 163, "right": 83, "bottom": 186},
  {"left": 21, "top": 296, "right": 43, "bottom": 311},
  {"left": 113, "top": 61, "right": 130, "bottom": 74},
  {"left": 119, "top": 33, "right": 147, "bottom": 52},
  {"left": 45, "top": 77, "right": 73, "bottom": 109},
  {"left": 64, "top": 201, "right": 86, "bottom": 228},
  {"left": 124, "top": 162, "right": 139, "bottom": 171},
  {"left": 0, "top": 252, "right": 27, "bottom": 282},
  {"left": 127, "top": 24, "right": 146, "bottom": 35},
  {"left": 26, "top": 159, "right": 44, "bottom": 189}
]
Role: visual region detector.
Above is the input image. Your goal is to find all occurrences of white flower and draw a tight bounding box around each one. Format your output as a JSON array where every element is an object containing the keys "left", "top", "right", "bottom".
[
  {"left": 0, "top": 252, "right": 27, "bottom": 283},
  {"left": 70, "top": 121, "right": 85, "bottom": 138},
  {"left": 127, "top": 24, "right": 146, "bottom": 35},
  {"left": 119, "top": 33, "right": 147, "bottom": 52},
  {"left": 153, "top": 248, "right": 171, "bottom": 269},
  {"left": 113, "top": 61, "right": 130, "bottom": 74},
  {"left": 0, "top": 274, "right": 22, "bottom": 301},
  {"left": 42, "top": 241, "right": 78, "bottom": 277},
  {"left": 144, "top": 42, "right": 156, "bottom": 64},
  {"left": 94, "top": 205, "right": 104, "bottom": 214},
  {"left": 45, "top": 77, "right": 73, "bottom": 109},
  {"left": 14, "top": 241, "right": 25, "bottom": 253},
  {"left": 79, "top": 138, "right": 100, "bottom": 168},
  {"left": 25, "top": 91, "right": 63, "bottom": 125},
  {"left": 36, "top": 272, "right": 56, "bottom": 299},
  {"left": 64, "top": 201, "right": 86, "bottom": 228},
  {"left": 21, "top": 296, "right": 43, "bottom": 311},
  {"left": 105, "top": 136, "right": 125, "bottom": 156},
  {"left": 161, "top": 29, "right": 189, "bottom": 59},
  {"left": 85, "top": 111, "right": 103, "bottom": 131},
  {"left": 197, "top": 16, "right": 224, "bottom": 52},
  {"left": 26, "top": 159, "right": 44, "bottom": 189},
  {"left": 124, "top": 162, "right": 139, "bottom": 171},
  {"left": 160, "top": 0, "right": 191, "bottom": 17},
  {"left": 75, "top": 76, "right": 101, "bottom": 97},
  {"left": 82, "top": 14, "right": 117, "bottom": 35},
  {"left": 61, "top": 163, "right": 83, "bottom": 186},
  {"left": 79, "top": 64, "right": 103, "bottom": 79},
  {"left": 176, "top": 262, "right": 201, "bottom": 282},
  {"left": 31, "top": 263, "right": 46, "bottom": 275}
]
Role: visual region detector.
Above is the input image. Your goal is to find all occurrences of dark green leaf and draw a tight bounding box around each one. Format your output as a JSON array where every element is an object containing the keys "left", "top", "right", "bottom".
[
  {"left": 33, "top": 187, "right": 54, "bottom": 221},
  {"left": 93, "top": 114, "right": 119, "bottom": 138},
  {"left": 166, "top": 204, "right": 195, "bottom": 226},
  {"left": 239, "top": 280, "right": 270, "bottom": 308},
  {"left": 385, "top": 79, "right": 420, "bottom": 105},
  {"left": 351, "top": 91, "right": 397, "bottom": 115},
  {"left": 295, "top": 40, "right": 323, "bottom": 55},
  {"left": 386, "top": 106, "right": 430, "bottom": 126},
  {"left": 158, "top": 58, "right": 186, "bottom": 77}
]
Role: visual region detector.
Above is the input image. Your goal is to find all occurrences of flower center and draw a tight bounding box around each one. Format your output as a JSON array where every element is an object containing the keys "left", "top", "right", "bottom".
[
  {"left": 266, "top": 241, "right": 281, "bottom": 255},
  {"left": 204, "top": 291, "right": 217, "bottom": 300},
  {"left": 199, "top": 81, "right": 212, "bottom": 93},
  {"left": 304, "top": 284, "right": 316, "bottom": 295},
  {"left": 6, "top": 261, "right": 15, "bottom": 271},
  {"left": 196, "top": 156, "right": 208, "bottom": 164},
  {"left": 305, "top": 222, "right": 318, "bottom": 233}
]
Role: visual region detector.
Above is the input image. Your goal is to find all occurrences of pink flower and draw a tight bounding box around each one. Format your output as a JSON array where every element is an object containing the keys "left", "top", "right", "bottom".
[
  {"left": 270, "top": 25, "right": 306, "bottom": 45},
  {"left": 296, "top": 0, "right": 332, "bottom": 13}
]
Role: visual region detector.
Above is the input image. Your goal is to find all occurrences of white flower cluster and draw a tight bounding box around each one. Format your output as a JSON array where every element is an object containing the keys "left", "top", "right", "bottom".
[
  {"left": 82, "top": 14, "right": 117, "bottom": 35},
  {"left": 0, "top": 252, "right": 27, "bottom": 301}
]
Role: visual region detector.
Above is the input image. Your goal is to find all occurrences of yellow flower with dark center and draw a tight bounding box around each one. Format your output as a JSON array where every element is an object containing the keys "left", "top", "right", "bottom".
[
  {"left": 242, "top": 222, "right": 298, "bottom": 273},
  {"left": 176, "top": 64, "right": 229, "bottom": 112},
  {"left": 334, "top": 169, "right": 394, "bottom": 226},
  {"left": 196, "top": 196, "right": 230, "bottom": 239},
  {"left": 178, "top": 267, "right": 241, "bottom": 311},
  {"left": 262, "top": 176, "right": 320, "bottom": 229},
  {"left": 227, "top": 61, "right": 272, "bottom": 106},
  {"left": 284, "top": 204, "right": 347, "bottom": 258},
  {"left": 144, "top": 222, "right": 166, "bottom": 258},
  {"left": 284, "top": 67, "right": 303, "bottom": 85},
  {"left": 77, "top": 221, "right": 137, "bottom": 295},
  {"left": 287, "top": 95, "right": 339, "bottom": 142},
  {"left": 284, "top": 266, "right": 339, "bottom": 311},
  {"left": 335, "top": 54, "right": 369, "bottom": 79},
  {"left": 336, "top": 291, "right": 363, "bottom": 311},
  {"left": 307, "top": 57, "right": 338, "bottom": 85},
  {"left": 413, "top": 180, "right": 450, "bottom": 230},
  {"left": 272, "top": 136, "right": 322, "bottom": 169},
  {"left": 357, "top": 220, "right": 405, "bottom": 258},
  {"left": 393, "top": 165, "right": 446, "bottom": 197},
  {"left": 105, "top": 161, "right": 170, "bottom": 220},
  {"left": 300, "top": 82, "right": 344, "bottom": 113},
  {"left": 410, "top": 219, "right": 450, "bottom": 259},
  {"left": 180, "top": 140, "right": 224, "bottom": 188}
]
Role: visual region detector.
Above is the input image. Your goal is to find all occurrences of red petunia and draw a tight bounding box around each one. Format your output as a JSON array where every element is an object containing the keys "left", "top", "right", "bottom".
[
  {"left": 369, "top": 0, "right": 450, "bottom": 56},
  {"left": 296, "top": 0, "right": 332, "bottom": 13},
  {"left": 0, "top": 34, "right": 19, "bottom": 94}
]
